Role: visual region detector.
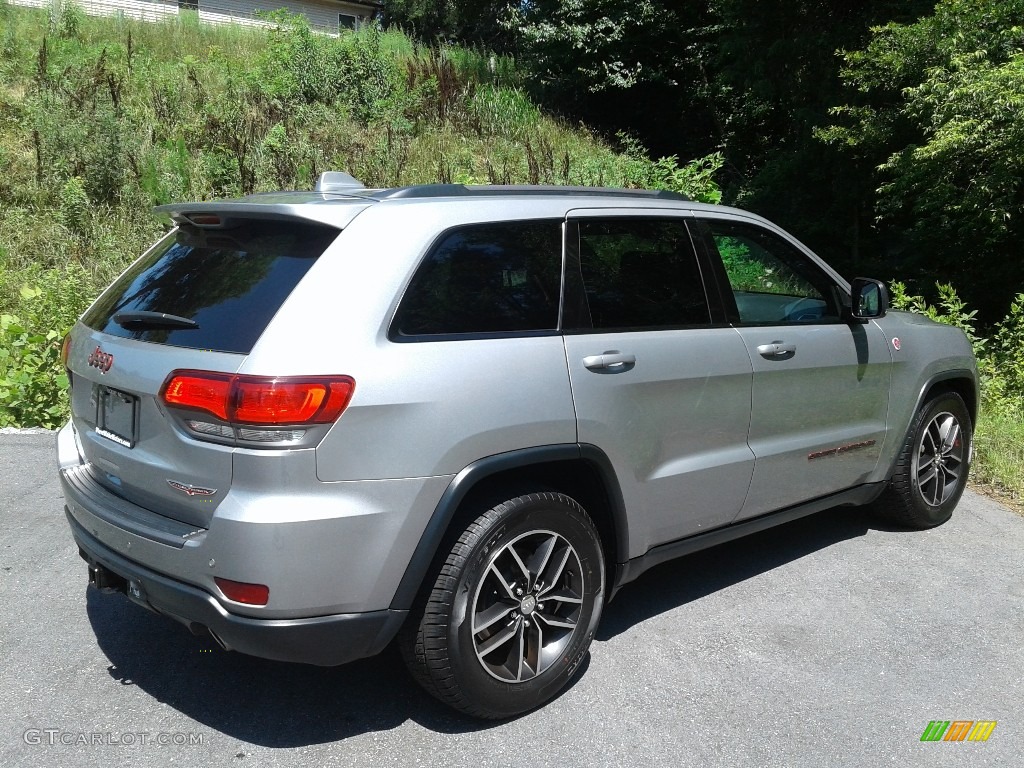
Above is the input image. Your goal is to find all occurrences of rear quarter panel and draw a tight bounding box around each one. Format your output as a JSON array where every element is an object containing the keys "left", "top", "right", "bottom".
[{"left": 243, "top": 199, "right": 580, "bottom": 482}]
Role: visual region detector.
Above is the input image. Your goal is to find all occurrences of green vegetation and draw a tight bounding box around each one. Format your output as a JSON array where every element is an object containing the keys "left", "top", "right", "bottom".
[
  {"left": 890, "top": 283, "right": 1024, "bottom": 507},
  {"left": 0, "top": 1, "right": 720, "bottom": 428},
  {"left": 0, "top": 1, "right": 1021, "bottom": 507}
]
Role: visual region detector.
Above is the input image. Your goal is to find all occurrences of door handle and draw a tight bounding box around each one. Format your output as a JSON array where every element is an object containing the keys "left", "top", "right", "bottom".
[
  {"left": 583, "top": 352, "right": 636, "bottom": 371},
  {"left": 756, "top": 341, "right": 796, "bottom": 358}
]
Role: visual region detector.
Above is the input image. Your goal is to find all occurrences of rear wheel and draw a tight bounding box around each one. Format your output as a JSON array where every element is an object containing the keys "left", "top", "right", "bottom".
[
  {"left": 401, "top": 492, "right": 605, "bottom": 719},
  {"left": 874, "top": 392, "right": 972, "bottom": 529}
]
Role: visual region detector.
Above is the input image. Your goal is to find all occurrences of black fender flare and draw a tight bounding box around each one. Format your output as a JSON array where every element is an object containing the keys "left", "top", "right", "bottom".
[{"left": 389, "top": 444, "right": 628, "bottom": 611}]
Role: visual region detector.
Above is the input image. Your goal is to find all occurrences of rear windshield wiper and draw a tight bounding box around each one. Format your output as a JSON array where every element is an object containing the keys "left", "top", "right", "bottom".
[{"left": 114, "top": 311, "right": 199, "bottom": 330}]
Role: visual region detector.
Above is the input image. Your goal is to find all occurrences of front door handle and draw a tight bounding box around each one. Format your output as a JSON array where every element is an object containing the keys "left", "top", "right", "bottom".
[
  {"left": 583, "top": 352, "right": 636, "bottom": 371},
  {"left": 756, "top": 341, "right": 796, "bottom": 358}
]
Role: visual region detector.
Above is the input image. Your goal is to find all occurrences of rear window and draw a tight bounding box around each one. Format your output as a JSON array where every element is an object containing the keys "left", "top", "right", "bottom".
[{"left": 82, "top": 220, "right": 339, "bottom": 354}]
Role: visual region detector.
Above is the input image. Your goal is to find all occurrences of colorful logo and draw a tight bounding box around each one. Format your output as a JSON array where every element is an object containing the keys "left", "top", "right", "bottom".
[{"left": 920, "top": 720, "right": 997, "bottom": 742}]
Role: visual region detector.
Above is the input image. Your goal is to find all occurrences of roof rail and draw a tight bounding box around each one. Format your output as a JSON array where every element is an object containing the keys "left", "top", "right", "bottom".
[
  {"left": 371, "top": 184, "right": 690, "bottom": 201},
  {"left": 315, "top": 172, "right": 365, "bottom": 193}
]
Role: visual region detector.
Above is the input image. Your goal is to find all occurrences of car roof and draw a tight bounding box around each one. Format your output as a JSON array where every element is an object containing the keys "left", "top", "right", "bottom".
[{"left": 154, "top": 173, "right": 757, "bottom": 230}]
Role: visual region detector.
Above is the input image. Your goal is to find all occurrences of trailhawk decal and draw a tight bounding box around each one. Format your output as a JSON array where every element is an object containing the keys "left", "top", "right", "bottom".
[
  {"left": 167, "top": 480, "right": 218, "bottom": 497},
  {"left": 808, "top": 440, "right": 877, "bottom": 461}
]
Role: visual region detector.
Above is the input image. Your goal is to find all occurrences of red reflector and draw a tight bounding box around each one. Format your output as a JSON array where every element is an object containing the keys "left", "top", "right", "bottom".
[
  {"left": 161, "top": 371, "right": 355, "bottom": 426},
  {"left": 215, "top": 578, "right": 269, "bottom": 606}
]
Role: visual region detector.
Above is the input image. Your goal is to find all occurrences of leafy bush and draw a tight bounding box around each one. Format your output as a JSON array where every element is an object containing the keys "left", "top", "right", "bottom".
[{"left": 0, "top": 309, "right": 69, "bottom": 428}]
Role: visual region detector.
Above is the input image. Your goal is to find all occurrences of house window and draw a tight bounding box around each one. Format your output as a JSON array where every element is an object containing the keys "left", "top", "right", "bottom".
[
  {"left": 339, "top": 13, "right": 357, "bottom": 31},
  {"left": 178, "top": 0, "right": 198, "bottom": 10}
]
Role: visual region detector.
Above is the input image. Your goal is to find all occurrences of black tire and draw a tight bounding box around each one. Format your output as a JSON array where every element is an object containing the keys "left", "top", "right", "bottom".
[
  {"left": 400, "top": 492, "right": 605, "bottom": 719},
  {"left": 874, "top": 392, "right": 972, "bottom": 529}
]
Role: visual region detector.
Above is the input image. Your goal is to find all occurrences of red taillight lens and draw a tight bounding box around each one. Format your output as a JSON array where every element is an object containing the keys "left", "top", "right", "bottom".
[
  {"left": 163, "top": 373, "right": 233, "bottom": 421},
  {"left": 161, "top": 371, "right": 354, "bottom": 426},
  {"left": 234, "top": 379, "right": 329, "bottom": 424},
  {"left": 214, "top": 577, "right": 269, "bottom": 606}
]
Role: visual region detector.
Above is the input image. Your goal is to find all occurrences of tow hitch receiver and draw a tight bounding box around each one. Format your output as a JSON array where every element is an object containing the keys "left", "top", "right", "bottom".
[{"left": 88, "top": 562, "right": 127, "bottom": 594}]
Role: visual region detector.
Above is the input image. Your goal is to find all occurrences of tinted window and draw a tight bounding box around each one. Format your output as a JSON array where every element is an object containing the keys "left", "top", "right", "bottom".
[
  {"left": 394, "top": 221, "right": 562, "bottom": 336},
  {"left": 705, "top": 219, "right": 839, "bottom": 325},
  {"left": 573, "top": 219, "right": 711, "bottom": 329},
  {"left": 82, "top": 220, "right": 338, "bottom": 354}
]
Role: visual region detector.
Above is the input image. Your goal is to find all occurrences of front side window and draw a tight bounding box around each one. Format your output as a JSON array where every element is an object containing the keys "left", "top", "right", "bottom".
[
  {"left": 393, "top": 220, "right": 562, "bottom": 337},
  {"left": 571, "top": 218, "right": 711, "bottom": 330},
  {"left": 704, "top": 219, "right": 840, "bottom": 325}
]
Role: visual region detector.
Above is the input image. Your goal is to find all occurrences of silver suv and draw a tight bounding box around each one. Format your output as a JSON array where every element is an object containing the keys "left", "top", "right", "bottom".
[{"left": 57, "top": 174, "right": 978, "bottom": 718}]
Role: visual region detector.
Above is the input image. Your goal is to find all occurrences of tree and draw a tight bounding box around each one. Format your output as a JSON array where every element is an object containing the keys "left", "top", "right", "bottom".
[
  {"left": 381, "top": 1, "right": 516, "bottom": 48},
  {"left": 823, "top": 0, "right": 1024, "bottom": 319},
  {"left": 505, "top": 1, "right": 719, "bottom": 159}
]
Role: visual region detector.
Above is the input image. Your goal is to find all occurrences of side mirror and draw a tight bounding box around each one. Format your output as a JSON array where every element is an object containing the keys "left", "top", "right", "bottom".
[{"left": 848, "top": 277, "right": 889, "bottom": 322}]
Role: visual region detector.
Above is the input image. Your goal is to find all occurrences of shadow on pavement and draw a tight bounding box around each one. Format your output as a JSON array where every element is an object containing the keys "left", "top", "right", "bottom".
[
  {"left": 85, "top": 505, "right": 876, "bottom": 746},
  {"left": 86, "top": 589, "right": 588, "bottom": 746},
  {"left": 86, "top": 591, "right": 487, "bottom": 746},
  {"left": 598, "top": 505, "right": 877, "bottom": 640}
]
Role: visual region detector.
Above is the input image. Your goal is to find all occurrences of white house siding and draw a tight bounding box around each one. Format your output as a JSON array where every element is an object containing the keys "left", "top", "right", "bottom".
[
  {"left": 7, "top": 0, "right": 376, "bottom": 36},
  {"left": 9, "top": 0, "right": 177, "bottom": 23},
  {"left": 200, "top": 0, "right": 371, "bottom": 34}
]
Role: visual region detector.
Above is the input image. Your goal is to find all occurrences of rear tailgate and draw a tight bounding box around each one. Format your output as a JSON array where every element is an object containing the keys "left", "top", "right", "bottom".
[
  {"left": 67, "top": 334, "right": 240, "bottom": 529},
  {"left": 66, "top": 217, "right": 341, "bottom": 529}
]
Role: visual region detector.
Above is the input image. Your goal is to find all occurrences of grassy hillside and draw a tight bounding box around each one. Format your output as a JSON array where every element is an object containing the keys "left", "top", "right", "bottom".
[
  {"left": 0, "top": 0, "right": 720, "bottom": 426},
  {"left": 0, "top": 1, "right": 1020, "bottom": 510}
]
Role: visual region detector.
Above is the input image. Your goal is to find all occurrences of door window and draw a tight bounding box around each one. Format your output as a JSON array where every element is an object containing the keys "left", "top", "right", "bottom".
[
  {"left": 571, "top": 219, "right": 711, "bottom": 330},
  {"left": 705, "top": 220, "right": 840, "bottom": 325}
]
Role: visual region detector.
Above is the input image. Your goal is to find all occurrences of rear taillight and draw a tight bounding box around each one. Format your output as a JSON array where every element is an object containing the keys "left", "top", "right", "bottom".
[
  {"left": 161, "top": 371, "right": 355, "bottom": 436},
  {"left": 163, "top": 372, "right": 233, "bottom": 421},
  {"left": 60, "top": 334, "right": 71, "bottom": 367}
]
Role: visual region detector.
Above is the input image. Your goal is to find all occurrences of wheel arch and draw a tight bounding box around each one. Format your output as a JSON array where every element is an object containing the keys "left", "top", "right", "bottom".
[
  {"left": 389, "top": 444, "right": 628, "bottom": 611},
  {"left": 920, "top": 372, "right": 978, "bottom": 428},
  {"left": 882, "top": 369, "right": 978, "bottom": 482}
]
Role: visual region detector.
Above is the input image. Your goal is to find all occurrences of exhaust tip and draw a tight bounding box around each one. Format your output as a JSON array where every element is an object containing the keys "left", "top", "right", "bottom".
[{"left": 207, "top": 629, "right": 232, "bottom": 652}]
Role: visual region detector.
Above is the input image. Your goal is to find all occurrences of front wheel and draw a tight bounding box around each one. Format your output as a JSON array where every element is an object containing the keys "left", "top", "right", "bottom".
[
  {"left": 401, "top": 492, "right": 605, "bottom": 719},
  {"left": 874, "top": 392, "right": 972, "bottom": 529}
]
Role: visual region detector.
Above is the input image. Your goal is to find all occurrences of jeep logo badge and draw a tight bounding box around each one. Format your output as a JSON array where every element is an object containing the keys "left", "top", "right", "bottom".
[{"left": 87, "top": 346, "right": 114, "bottom": 373}]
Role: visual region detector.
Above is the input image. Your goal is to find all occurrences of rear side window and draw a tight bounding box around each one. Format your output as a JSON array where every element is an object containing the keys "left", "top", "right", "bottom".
[
  {"left": 393, "top": 220, "right": 562, "bottom": 337},
  {"left": 82, "top": 220, "right": 339, "bottom": 354},
  {"left": 571, "top": 218, "right": 711, "bottom": 330}
]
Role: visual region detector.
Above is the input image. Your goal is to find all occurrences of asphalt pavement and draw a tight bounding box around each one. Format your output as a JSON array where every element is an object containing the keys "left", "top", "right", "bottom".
[{"left": 2, "top": 430, "right": 1022, "bottom": 767}]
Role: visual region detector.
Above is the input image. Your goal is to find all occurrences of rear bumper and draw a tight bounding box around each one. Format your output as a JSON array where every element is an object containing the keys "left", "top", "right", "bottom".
[{"left": 67, "top": 510, "right": 407, "bottom": 666}]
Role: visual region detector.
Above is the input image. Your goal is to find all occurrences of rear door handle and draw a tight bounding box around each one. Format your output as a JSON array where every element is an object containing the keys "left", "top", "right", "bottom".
[
  {"left": 756, "top": 341, "right": 796, "bottom": 358},
  {"left": 583, "top": 352, "right": 636, "bottom": 371}
]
